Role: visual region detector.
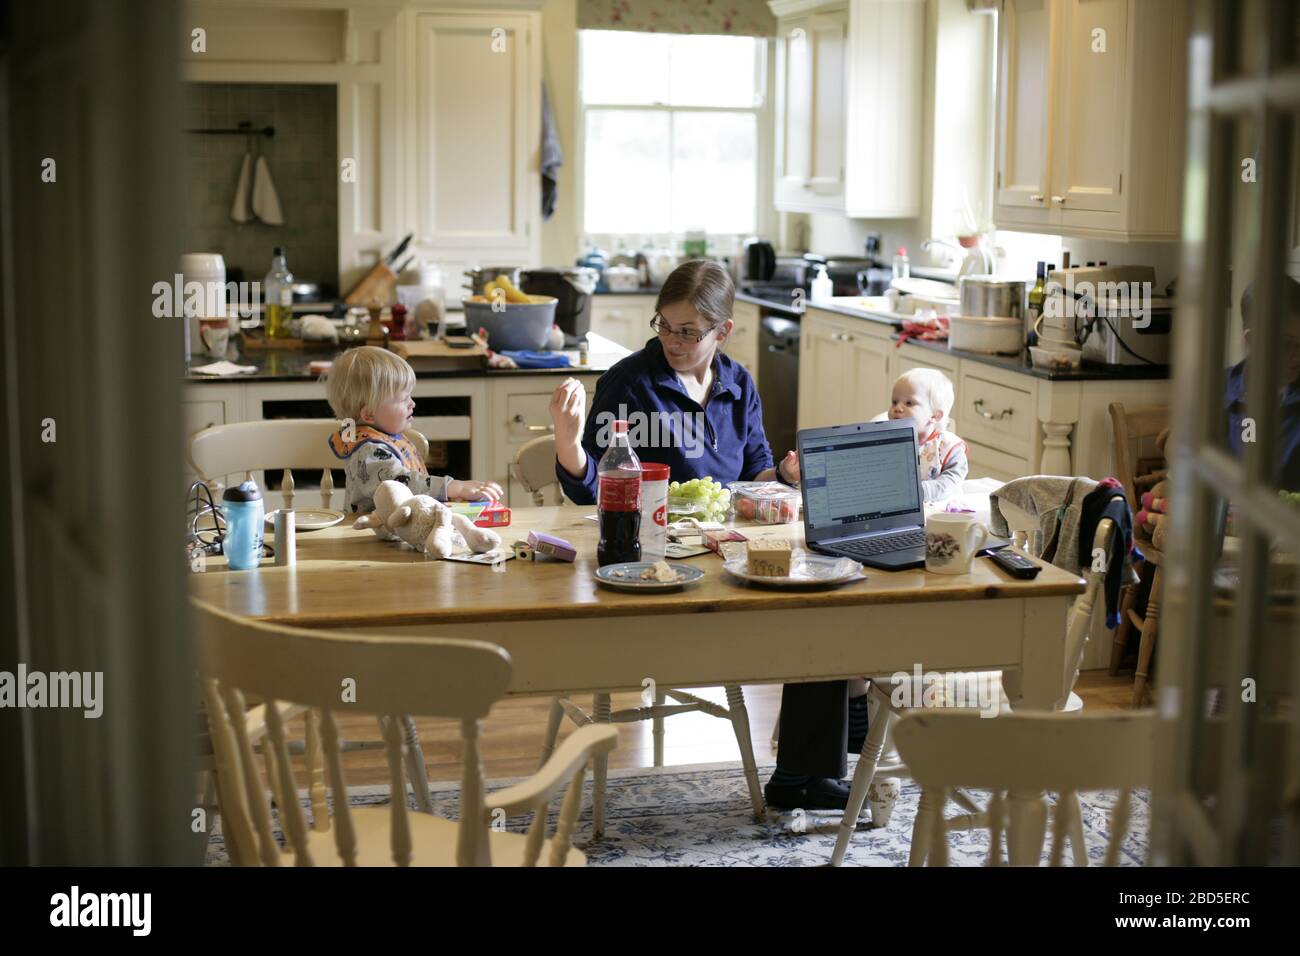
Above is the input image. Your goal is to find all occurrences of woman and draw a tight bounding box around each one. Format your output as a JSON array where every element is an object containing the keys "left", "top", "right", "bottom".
[{"left": 548, "top": 259, "right": 861, "bottom": 811}]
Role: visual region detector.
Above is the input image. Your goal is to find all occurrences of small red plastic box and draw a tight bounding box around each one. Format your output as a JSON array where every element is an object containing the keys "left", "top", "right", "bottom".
[
  {"left": 448, "top": 500, "right": 512, "bottom": 528},
  {"left": 527, "top": 530, "right": 576, "bottom": 562}
]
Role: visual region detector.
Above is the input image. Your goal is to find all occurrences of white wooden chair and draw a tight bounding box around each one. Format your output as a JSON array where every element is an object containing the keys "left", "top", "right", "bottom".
[
  {"left": 189, "top": 419, "right": 438, "bottom": 813},
  {"left": 829, "top": 516, "right": 1115, "bottom": 867},
  {"left": 891, "top": 709, "right": 1156, "bottom": 866},
  {"left": 514, "top": 435, "right": 766, "bottom": 837},
  {"left": 196, "top": 599, "right": 618, "bottom": 866},
  {"left": 511, "top": 434, "right": 564, "bottom": 506},
  {"left": 188, "top": 418, "right": 431, "bottom": 512}
]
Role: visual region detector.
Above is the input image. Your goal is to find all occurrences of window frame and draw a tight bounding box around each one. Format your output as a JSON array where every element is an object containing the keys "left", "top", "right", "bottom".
[{"left": 575, "top": 29, "right": 774, "bottom": 253}]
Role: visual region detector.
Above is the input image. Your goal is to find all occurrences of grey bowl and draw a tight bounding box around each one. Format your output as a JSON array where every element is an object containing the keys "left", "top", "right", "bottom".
[{"left": 462, "top": 296, "right": 558, "bottom": 351}]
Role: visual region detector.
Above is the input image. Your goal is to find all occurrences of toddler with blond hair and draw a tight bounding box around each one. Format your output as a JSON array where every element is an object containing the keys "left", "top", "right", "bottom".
[
  {"left": 326, "top": 346, "right": 501, "bottom": 515},
  {"left": 872, "top": 367, "right": 968, "bottom": 502}
]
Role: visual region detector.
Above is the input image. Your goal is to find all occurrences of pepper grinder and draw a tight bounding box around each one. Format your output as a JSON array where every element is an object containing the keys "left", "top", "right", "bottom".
[{"left": 274, "top": 509, "right": 296, "bottom": 567}]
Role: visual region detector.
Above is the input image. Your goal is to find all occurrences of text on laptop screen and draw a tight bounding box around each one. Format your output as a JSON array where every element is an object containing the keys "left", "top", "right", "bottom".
[{"left": 801, "top": 429, "right": 919, "bottom": 529}]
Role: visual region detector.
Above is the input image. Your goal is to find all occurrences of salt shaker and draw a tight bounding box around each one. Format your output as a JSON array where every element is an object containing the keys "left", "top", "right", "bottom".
[{"left": 274, "top": 509, "right": 296, "bottom": 566}]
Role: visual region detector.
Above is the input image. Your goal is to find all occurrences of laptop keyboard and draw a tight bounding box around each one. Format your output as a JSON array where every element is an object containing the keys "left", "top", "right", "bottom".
[{"left": 832, "top": 529, "right": 926, "bottom": 558}]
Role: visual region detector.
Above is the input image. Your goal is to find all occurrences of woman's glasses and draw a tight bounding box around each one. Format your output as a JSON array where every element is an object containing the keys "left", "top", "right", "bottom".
[{"left": 650, "top": 313, "right": 718, "bottom": 344}]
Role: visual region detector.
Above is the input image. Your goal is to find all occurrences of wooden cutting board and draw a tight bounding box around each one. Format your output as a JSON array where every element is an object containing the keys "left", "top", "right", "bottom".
[{"left": 389, "top": 339, "right": 487, "bottom": 371}]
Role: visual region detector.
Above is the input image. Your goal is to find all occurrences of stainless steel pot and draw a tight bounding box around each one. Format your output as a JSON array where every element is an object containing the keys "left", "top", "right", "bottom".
[
  {"left": 464, "top": 266, "right": 520, "bottom": 297},
  {"left": 958, "top": 275, "right": 1026, "bottom": 319}
]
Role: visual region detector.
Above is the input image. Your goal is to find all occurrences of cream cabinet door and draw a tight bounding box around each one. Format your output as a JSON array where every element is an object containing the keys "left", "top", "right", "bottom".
[
  {"left": 840, "top": 327, "right": 893, "bottom": 424},
  {"left": 728, "top": 299, "right": 761, "bottom": 384},
  {"left": 590, "top": 295, "right": 654, "bottom": 352},
  {"left": 797, "top": 313, "right": 848, "bottom": 429},
  {"left": 414, "top": 11, "right": 539, "bottom": 260},
  {"left": 993, "top": 0, "right": 1056, "bottom": 227},
  {"left": 774, "top": 8, "right": 848, "bottom": 213},
  {"left": 1050, "top": 0, "right": 1129, "bottom": 221}
]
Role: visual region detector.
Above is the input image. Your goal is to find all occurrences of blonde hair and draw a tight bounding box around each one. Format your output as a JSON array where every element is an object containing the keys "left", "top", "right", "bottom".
[
  {"left": 326, "top": 346, "right": 416, "bottom": 422},
  {"left": 895, "top": 367, "right": 956, "bottom": 428}
]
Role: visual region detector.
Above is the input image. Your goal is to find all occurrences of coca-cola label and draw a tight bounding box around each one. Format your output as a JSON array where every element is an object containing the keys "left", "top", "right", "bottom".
[
  {"left": 653, "top": 504, "right": 666, "bottom": 528},
  {"left": 599, "top": 474, "right": 641, "bottom": 512}
]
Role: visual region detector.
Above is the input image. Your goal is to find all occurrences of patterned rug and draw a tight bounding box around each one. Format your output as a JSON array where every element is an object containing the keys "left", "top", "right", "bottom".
[{"left": 204, "top": 759, "right": 1150, "bottom": 867}]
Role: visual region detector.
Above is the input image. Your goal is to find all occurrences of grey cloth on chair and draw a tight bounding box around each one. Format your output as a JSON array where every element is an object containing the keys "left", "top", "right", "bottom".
[
  {"left": 989, "top": 476, "right": 1097, "bottom": 572},
  {"left": 540, "top": 82, "right": 563, "bottom": 221}
]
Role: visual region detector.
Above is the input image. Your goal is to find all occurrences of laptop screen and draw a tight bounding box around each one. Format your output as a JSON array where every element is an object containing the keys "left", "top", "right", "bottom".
[{"left": 799, "top": 422, "right": 922, "bottom": 537}]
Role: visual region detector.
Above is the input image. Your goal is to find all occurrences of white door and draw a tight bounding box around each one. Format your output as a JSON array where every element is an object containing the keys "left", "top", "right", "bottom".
[
  {"left": 1050, "top": 0, "right": 1129, "bottom": 220},
  {"left": 774, "top": 9, "right": 847, "bottom": 213},
  {"left": 414, "top": 12, "right": 538, "bottom": 259},
  {"left": 994, "top": 0, "right": 1056, "bottom": 225}
]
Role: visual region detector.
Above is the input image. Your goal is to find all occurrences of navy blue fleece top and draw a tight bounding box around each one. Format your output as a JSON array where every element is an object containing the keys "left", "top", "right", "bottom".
[{"left": 556, "top": 337, "right": 775, "bottom": 504}]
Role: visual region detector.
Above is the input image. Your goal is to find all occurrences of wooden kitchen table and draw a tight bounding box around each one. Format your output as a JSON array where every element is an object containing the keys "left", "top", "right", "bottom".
[{"left": 192, "top": 506, "right": 1085, "bottom": 865}]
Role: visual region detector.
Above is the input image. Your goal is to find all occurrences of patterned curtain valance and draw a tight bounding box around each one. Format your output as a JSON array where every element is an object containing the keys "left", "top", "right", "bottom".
[{"left": 577, "top": 1, "right": 778, "bottom": 38}]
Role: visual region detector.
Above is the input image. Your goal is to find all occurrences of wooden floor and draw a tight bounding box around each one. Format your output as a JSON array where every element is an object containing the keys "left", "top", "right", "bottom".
[{"left": 330, "top": 670, "right": 1137, "bottom": 787}]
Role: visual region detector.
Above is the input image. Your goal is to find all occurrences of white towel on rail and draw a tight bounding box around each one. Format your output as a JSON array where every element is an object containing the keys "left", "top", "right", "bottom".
[
  {"left": 230, "top": 152, "right": 253, "bottom": 223},
  {"left": 251, "top": 155, "right": 284, "bottom": 225}
]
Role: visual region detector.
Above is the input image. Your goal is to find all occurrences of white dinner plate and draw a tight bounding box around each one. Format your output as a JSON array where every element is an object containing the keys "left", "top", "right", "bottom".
[
  {"left": 264, "top": 508, "right": 346, "bottom": 531},
  {"left": 722, "top": 552, "right": 865, "bottom": 588},
  {"left": 594, "top": 561, "right": 704, "bottom": 592}
]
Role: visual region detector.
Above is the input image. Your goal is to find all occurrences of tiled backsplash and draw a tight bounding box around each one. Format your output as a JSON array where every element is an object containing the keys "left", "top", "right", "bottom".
[{"left": 185, "top": 83, "right": 338, "bottom": 290}]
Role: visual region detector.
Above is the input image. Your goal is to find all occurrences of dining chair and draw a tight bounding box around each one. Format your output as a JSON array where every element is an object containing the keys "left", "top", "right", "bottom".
[
  {"left": 189, "top": 419, "right": 439, "bottom": 813},
  {"left": 514, "top": 436, "right": 766, "bottom": 837},
  {"left": 891, "top": 708, "right": 1157, "bottom": 866},
  {"left": 829, "top": 517, "right": 1114, "bottom": 867},
  {"left": 1106, "top": 402, "right": 1169, "bottom": 700},
  {"left": 510, "top": 434, "right": 564, "bottom": 506},
  {"left": 196, "top": 599, "right": 618, "bottom": 866},
  {"left": 189, "top": 418, "right": 431, "bottom": 512}
]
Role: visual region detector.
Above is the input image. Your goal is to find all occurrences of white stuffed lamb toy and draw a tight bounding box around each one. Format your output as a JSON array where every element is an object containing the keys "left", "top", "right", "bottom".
[{"left": 353, "top": 479, "right": 501, "bottom": 559}]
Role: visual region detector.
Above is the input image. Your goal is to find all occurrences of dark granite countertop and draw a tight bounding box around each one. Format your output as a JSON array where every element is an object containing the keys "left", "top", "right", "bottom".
[{"left": 185, "top": 332, "right": 628, "bottom": 383}]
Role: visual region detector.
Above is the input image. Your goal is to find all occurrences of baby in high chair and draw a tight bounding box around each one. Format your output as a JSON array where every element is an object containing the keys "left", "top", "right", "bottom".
[
  {"left": 872, "top": 368, "right": 968, "bottom": 502},
  {"left": 325, "top": 346, "right": 502, "bottom": 515}
]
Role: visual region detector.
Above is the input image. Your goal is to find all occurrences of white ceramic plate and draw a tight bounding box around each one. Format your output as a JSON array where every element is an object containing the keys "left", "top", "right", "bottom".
[
  {"left": 594, "top": 561, "right": 704, "bottom": 592},
  {"left": 264, "top": 508, "right": 345, "bottom": 531},
  {"left": 722, "top": 552, "right": 865, "bottom": 588}
]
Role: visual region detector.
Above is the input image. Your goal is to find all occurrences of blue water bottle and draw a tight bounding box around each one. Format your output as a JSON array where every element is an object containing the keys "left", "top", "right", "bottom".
[{"left": 222, "top": 481, "right": 264, "bottom": 570}]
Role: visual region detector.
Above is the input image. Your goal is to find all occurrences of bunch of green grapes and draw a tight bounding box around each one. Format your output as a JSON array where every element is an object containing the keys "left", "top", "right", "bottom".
[
  {"left": 1279, "top": 489, "right": 1300, "bottom": 507},
  {"left": 667, "top": 477, "right": 732, "bottom": 522}
]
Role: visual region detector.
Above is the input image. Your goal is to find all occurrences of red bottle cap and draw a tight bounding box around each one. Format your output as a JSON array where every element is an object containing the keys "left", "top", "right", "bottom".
[
  {"left": 640, "top": 463, "right": 670, "bottom": 481},
  {"left": 612, "top": 420, "right": 629, "bottom": 433}
]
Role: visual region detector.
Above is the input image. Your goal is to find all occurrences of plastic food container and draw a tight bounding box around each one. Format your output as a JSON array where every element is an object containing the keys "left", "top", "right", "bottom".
[
  {"left": 728, "top": 481, "right": 802, "bottom": 524},
  {"left": 947, "top": 314, "right": 1023, "bottom": 354},
  {"left": 1029, "top": 345, "right": 1082, "bottom": 373}
]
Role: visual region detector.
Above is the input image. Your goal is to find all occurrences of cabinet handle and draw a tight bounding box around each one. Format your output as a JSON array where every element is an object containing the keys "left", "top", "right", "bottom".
[
  {"left": 973, "top": 399, "right": 1013, "bottom": 420},
  {"left": 1051, "top": 195, "right": 1066, "bottom": 205},
  {"left": 1029, "top": 193, "right": 1044, "bottom": 203},
  {"left": 512, "top": 414, "right": 553, "bottom": 433}
]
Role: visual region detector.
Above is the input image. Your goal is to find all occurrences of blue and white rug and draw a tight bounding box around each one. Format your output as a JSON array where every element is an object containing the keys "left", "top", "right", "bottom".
[{"left": 204, "top": 759, "right": 1150, "bottom": 867}]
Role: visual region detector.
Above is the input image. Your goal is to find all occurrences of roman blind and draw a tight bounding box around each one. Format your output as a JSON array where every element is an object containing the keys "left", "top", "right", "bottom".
[{"left": 577, "top": 0, "right": 777, "bottom": 37}]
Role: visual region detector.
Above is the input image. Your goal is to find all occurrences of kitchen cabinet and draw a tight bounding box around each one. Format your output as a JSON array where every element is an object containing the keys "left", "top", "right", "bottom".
[
  {"left": 729, "top": 299, "right": 762, "bottom": 384},
  {"left": 410, "top": 9, "right": 541, "bottom": 264},
  {"left": 797, "top": 308, "right": 894, "bottom": 429},
  {"left": 992, "top": 0, "right": 1190, "bottom": 240},
  {"left": 590, "top": 295, "right": 655, "bottom": 353},
  {"left": 771, "top": 0, "right": 922, "bottom": 217},
  {"left": 772, "top": 3, "right": 848, "bottom": 214}
]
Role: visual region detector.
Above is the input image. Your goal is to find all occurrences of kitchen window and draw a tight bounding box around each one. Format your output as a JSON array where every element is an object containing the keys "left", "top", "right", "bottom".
[{"left": 579, "top": 30, "right": 766, "bottom": 241}]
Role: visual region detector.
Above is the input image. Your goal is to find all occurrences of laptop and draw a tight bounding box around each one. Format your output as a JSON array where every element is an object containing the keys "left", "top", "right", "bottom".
[{"left": 796, "top": 419, "right": 1008, "bottom": 570}]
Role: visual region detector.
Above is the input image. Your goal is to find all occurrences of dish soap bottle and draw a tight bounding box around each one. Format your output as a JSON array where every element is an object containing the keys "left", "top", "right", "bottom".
[
  {"left": 263, "top": 247, "right": 294, "bottom": 339},
  {"left": 811, "top": 265, "right": 833, "bottom": 302},
  {"left": 892, "top": 247, "right": 910, "bottom": 280}
]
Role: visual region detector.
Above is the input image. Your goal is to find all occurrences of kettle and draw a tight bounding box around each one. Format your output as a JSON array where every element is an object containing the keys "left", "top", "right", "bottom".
[{"left": 743, "top": 238, "right": 776, "bottom": 282}]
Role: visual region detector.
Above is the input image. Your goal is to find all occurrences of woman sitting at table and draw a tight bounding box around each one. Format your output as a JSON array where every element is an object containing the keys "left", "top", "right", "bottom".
[{"left": 548, "top": 258, "right": 864, "bottom": 811}]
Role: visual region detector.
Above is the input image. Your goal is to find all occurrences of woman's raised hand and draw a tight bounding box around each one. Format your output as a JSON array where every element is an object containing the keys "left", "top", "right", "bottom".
[
  {"left": 549, "top": 377, "right": 586, "bottom": 448},
  {"left": 779, "top": 450, "right": 801, "bottom": 485}
]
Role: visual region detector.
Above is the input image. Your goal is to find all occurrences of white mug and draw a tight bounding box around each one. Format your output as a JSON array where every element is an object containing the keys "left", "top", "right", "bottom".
[{"left": 925, "top": 511, "right": 989, "bottom": 574}]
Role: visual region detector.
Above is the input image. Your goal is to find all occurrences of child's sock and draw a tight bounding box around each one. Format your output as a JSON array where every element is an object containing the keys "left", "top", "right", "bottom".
[
  {"left": 847, "top": 691, "right": 870, "bottom": 754},
  {"left": 767, "top": 766, "right": 812, "bottom": 788}
]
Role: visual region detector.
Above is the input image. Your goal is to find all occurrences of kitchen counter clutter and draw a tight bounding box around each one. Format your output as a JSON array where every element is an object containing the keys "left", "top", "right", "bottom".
[{"left": 186, "top": 331, "right": 630, "bottom": 382}]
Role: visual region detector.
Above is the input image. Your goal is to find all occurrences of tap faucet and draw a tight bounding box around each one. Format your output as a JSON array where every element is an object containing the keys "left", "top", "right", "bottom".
[{"left": 923, "top": 237, "right": 992, "bottom": 276}]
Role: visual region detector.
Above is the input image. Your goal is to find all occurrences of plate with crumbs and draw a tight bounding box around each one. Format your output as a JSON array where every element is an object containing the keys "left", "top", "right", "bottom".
[{"left": 594, "top": 561, "right": 704, "bottom": 592}]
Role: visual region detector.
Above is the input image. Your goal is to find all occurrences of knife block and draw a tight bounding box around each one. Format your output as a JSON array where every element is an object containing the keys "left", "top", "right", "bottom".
[{"left": 344, "top": 261, "right": 398, "bottom": 306}]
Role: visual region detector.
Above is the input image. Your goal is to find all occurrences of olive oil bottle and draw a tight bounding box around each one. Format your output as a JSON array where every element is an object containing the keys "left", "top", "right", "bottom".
[{"left": 263, "top": 247, "right": 294, "bottom": 338}]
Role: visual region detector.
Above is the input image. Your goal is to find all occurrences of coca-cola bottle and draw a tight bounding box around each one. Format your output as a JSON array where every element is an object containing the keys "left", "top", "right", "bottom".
[{"left": 597, "top": 419, "right": 642, "bottom": 566}]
